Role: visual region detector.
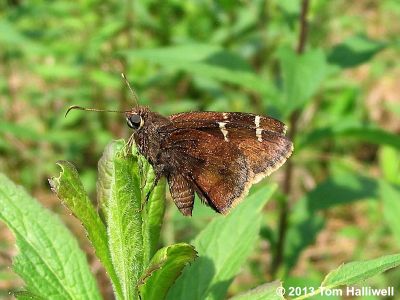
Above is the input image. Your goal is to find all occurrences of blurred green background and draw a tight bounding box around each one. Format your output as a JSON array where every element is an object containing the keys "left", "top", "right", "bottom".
[{"left": 1, "top": 0, "right": 400, "bottom": 299}]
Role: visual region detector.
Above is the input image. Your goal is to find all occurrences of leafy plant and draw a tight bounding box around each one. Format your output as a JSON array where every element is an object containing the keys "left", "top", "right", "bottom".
[
  {"left": 0, "top": 140, "right": 276, "bottom": 299},
  {"left": 0, "top": 140, "right": 197, "bottom": 300},
  {"left": 49, "top": 140, "right": 196, "bottom": 300},
  {"left": 1, "top": 140, "right": 400, "bottom": 300},
  {"left": 0, "top": 174, "right": 101, "bottom": 299},
  {"left": 168, "top": 184, "right": 277, "bottom": 300}
]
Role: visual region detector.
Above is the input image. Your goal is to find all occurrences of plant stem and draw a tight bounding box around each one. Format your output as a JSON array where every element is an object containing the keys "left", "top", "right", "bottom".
[
  {"left": 271, "top": 0, "right": 310, "bottom": 276},
  {"left": 296, "top": 0, "right": 309, "bottom": 55}
]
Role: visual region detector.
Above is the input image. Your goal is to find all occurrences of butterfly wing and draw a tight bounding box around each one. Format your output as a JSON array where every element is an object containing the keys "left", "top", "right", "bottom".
[
  {"left": 227, "top": 128, "right": 293, "bottom": 184},
  {"left": 169, "top": 111, "right": 287, "bottom": 134},
  {"left": 162, "top": 111, "right": 293, "bottom": 213},
  {"left": 164, "top": 129, "right": 251, "bottom": 214},
  {"left": 167, "top": 173, "right": 195, "bottom": 216},
  {"left": 167, "top": 111, "right": 293, "bottom": 181},
  {"left": 168, "top": 111, "right": 292, "bottom": 180}
]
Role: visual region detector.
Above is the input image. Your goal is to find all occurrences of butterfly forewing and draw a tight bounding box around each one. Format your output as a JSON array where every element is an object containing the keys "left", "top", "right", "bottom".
[
  {"left": 169, "top": 111, "right": 287, "bottom": 134},
  {"left": 224, "top": 128, "right": 293, "bottom": 181}
]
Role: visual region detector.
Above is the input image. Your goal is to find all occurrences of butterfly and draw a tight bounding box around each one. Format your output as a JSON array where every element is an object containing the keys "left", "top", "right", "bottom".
[
  {"left": 66, "top": 75, "right": 293, "bottom": 216},
  {"left": 67, "top": 105, "right": 293, "bottom": 216}
]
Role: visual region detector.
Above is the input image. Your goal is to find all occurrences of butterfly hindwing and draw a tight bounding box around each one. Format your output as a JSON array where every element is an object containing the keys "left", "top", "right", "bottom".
[
  {"left": 167, "top": 173, "right": 194, "bottom": 216},
  {"left": 164, "top": 129, "right": 251, "bottom": 214}
]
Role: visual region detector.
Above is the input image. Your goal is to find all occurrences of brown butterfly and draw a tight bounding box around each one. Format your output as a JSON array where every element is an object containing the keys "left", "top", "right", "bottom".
[{"left": 66, "top": 76, "right": 293, "bottom": 216}]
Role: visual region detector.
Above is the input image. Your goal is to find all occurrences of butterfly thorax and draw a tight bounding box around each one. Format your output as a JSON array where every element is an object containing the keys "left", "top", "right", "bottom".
[{"left": 132, "top": 108, "right": 172, "bottom": 171}]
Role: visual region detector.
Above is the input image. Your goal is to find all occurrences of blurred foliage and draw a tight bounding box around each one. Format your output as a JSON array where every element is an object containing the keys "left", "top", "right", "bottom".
[{"left": 1, "top": 0, "right": 400, "bottom": 299}]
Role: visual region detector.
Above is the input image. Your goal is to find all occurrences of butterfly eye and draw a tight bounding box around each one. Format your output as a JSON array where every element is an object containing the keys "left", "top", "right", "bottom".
[{"left": 126, "top": 114, "right": 143, "bottom": 129}]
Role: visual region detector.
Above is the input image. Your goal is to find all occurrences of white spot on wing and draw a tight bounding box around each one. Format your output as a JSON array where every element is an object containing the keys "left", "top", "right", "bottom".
[
  {"left": 255, "top": 115, "right": 262, "bottom": 142},
  {"left": 223, "top": 112, "right": 228, "bottom": 120},
  {"left": 256, "top": 128, "right": 263, "bottom": 142},
  {"left": 218, "top": 122, "right": 229, "bottom": 141}
]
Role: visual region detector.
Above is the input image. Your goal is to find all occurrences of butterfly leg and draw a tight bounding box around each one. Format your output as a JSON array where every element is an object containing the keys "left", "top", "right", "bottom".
[{"left": 122, "top": 133, "right": 135, "bottom": 156}]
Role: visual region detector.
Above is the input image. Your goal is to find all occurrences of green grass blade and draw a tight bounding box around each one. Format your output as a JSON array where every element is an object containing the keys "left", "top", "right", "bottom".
[{"left": 0, "top": 173, "right": 101, "bottom": 300}]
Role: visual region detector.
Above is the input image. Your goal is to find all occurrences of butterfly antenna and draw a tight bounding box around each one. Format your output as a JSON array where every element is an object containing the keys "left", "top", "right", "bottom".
[
  {"left": 121, "top": 73, "right": 139, "bottom": 107},
  {"left": 65, "top": 105, "right": 129, "bottom": 118}
]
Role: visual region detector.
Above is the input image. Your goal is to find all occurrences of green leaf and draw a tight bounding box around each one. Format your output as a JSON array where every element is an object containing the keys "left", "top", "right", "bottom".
[
  {"left": 125, "top": 44, "right": 270, "bottom": 96},
  {"left": 98, "top": 140, "right": 167, "bottom": 300},
  {"left": 321, "top": 253, "right": 400, "bottom": 288},
  {"left": 0, "top": 20, "right": 43, "bottom": 54},
  {"left": 292, "top": 254, "right": 400, "bottom": 299},
  {"left": 327, "top": 35, "right": 386, "bottom": 68},
  {"left": 230, "top": 281, "right": 285, "bottom": 300},
  {"left": 0, "top": 173, "right": 101, "bottom": 300},
  {"left": 278, "top": 47, "right": 326, "bottom": 114},
  {"left": 167, "top": 185, "right": 277, "bottom": 300},
  {"left": 298, "top": 125, "right": 400, "bottom": 151},
  {"left": 99, "top": 139, "right": 166, "bottom": 273},
  {"left": 381, "top": 181, "right": 400, "bottom": 246},
  {"left": 14, "top": 291, "right": 45, "bottom": 300},
  {"left": 130, "top": 44, "right": 221, "bottom": 63},
  {"left": 107, "top": 148, "right": 143, "bottom": 300},
  {"left": 97, "top": 141, "right": 125, "bottom": 217},
  {"left": 137, "top": 147, "right": 166, "bottom": 265},
  {"left": 378, "top": 146, "right": 400, "bottom": 184},
  {"left": 49, "top": 160, "right": 122, "bottom": 299},
  {"left": 139, "top": 243, "right": 197, "bottom": 300},
  {"left": 305, "top": 171, "right": 378, "bottom": 211}
]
